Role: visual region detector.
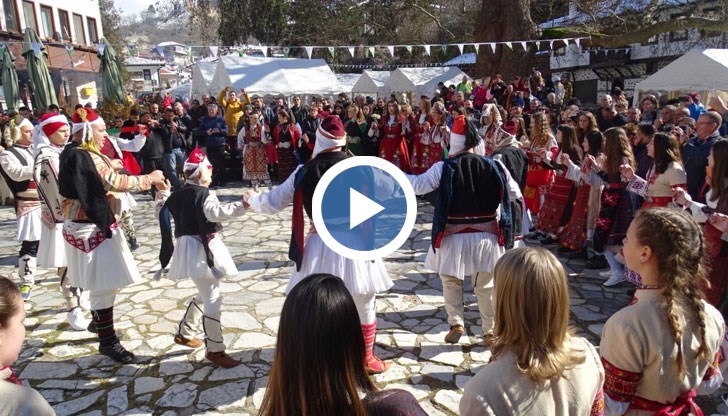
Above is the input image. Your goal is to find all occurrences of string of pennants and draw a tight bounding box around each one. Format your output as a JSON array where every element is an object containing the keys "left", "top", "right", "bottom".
[
  {"left": 0, "top": 40, "right": 109, "bottom": 70},
  {"left": 124, "top": 37, "right": 593, "bottom": 60}
]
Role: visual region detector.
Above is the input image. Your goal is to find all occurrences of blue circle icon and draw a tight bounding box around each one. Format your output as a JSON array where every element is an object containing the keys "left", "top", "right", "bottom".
[{"left": 313, "top": 157, "right": 417, "bottom": 261}]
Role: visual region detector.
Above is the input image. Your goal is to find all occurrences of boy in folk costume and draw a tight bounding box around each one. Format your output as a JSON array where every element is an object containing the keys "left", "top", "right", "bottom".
[
  {"left": 33, "top": 113, "right": 90, "bottom": 330},
  {"left": 154, "top": 148, "right": 246, "bottom": 368},
  {"left": 0, "top": 118, "right": 42, "bottom": 299},
  {"left": 245, "top": 116, "right": 393, "bottom": 374},
  {"left": 405, "top": 115, "right": 513, "bottom": 346},
  {"left": 59, "top": 108, "right": 165, "bottom": 363}
]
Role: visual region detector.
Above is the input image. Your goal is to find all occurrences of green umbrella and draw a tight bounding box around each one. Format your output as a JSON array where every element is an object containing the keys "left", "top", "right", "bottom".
[
  {"left": 0, "top": 45, "right": 21, "bottom": 112},
  {"left": 98, "top": 38, "right": 126, "bottom": 104},
  {"left": 22, "top": 27, "right": 58, "bottom": 111}
]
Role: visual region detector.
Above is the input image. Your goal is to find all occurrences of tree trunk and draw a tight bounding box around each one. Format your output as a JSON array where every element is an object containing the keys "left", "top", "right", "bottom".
[{"left": 474, "top": 0, "right": 538, "bottom": 81}]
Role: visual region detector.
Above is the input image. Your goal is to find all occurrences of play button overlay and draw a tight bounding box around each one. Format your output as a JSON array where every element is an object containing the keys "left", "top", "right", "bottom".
[
  {"left": 349, "top": 188, "right": 384, "bottom": 229},
  {"left": 313, "top": 156, "right": 417, "bottom": 261}
]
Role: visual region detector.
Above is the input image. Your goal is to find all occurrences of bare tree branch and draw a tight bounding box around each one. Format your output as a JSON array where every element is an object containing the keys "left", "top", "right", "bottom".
[
  {"left": 409, "top": 1, "right": 457, "bottom": 39},
  {"left": 582, "top": 16, "right": 728, "bottom": 48}
]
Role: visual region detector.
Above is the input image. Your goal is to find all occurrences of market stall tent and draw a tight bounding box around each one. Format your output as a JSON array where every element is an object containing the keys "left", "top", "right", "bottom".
[
  {"left": 335, "top": 73, "right": 361, "bottom": 95},
  {"left": 190, "top": 61, "right": 218, "bottom": 99},
  {"left": 633, "top": 48, "right": 728, "bottom": 105},
  {"left": 387, "top": 67, "right": 467, "bottom": 102},
  {"left": 208, "top": 55, "right": 343, "bottom": 99},
  {"left": 352, "top": 70, "right": 391, "bottom": 99}
]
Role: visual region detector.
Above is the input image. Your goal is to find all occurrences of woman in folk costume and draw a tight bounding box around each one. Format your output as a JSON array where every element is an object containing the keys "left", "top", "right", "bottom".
[
  {"left": 535, "top": 125, "right": 583, "bottom": 245},
  {"left": 58, "top": 108, "right": 165, "bottom": 363},
  {"left": 245, "top": 116, "right": 393, "bottom": 374},
  {"left": 620, "top": 132, "right": 686, "bottom": 209},
  {"left": 0, "top": 118, "right": 42, "bottom": 300},
  {"left": 237, "top": 112, "right": 271, "bottom": 191},
  {"left": 558, "top": 130, "right": 603, "bottom": 258},
  {"left": 584, "top": 128, "right": 641, "bottom": 287},
  {"left": 405, "top": 114, "right": 513, "bottom": 347},
  {"left": 377, "top": 100, "right": 411, "bottom": 172},
  {"left": 272, "top": 108, "right": 301, "bottom": 182},
  {"left": 523, "top": 111, "right": 558, "bottom": 215},
  {"left": 155, "top": 149, "right": 246, "bottom": 368},
  {"left": 410, "top": 101, "right": 447, "bottom": 175},
  {"left": 460, "top": 248, "right": 605, "bottom": 415},
  {"left": 479, "top": 103, "right": 511, "bottom": 157},
  {"left": 344, "top": 104, "right": 368, "bottom": 156},
  {"left": 86, "top": 114, "right": 147, "bottom": 251},
  {"left": 33, "top": 113, "right": 90, "bottom": 331},
  {"left": 410, "top": 97, "right": 431, "bottom": 152},
  {"left": 600, "top": 207, "right": 725, "bottom": 415},
  {"left": 674, "top": 139, "right": 728, "bottom": 311}
]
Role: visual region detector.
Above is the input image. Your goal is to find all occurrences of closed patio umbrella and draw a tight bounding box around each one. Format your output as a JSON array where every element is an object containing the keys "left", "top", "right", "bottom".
[
  {"left": 98, "top": 38, "right": 126, "bottom": 104},
  {"left": 0, "top": 45, "right": 20, "bottom": 112},
  {"left": 22, "top": 27, "right": 58, "bottom": 111}
]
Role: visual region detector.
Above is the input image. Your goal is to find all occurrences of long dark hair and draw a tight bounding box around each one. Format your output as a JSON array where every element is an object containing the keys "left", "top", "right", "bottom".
[
  {"left": 557, "top": 125, "right": 583, "bottom": 165},
  {"left": 259, "top": 274, "right": 375, "bottom": 416},
  {"left": 584, "top": 130, "right": 603, "bottom": 157},
  {"left": 652, "top": 132, "right": 682, "bottom": 175},
  {"left": 710, "top": 139, "right": 728, "bottom": 203}
]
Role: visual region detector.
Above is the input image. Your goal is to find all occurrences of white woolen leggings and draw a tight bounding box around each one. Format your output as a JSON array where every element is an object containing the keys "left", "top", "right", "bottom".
[{"left": 352, "top": 293, "right": 376, "bottom": 326}]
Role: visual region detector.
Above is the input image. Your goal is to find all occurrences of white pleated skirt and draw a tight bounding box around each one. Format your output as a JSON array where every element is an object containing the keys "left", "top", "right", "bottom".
[
  {"left": 424, "top": 231, "right": 505, "bottom": 280},
  {"left": 168, "top": 235, "right": 237, "bottom": 279},
  {"left": 17, "top": 209, "right": 42, "bottom": 241},
  {"left": 63, "top": 221, "right": 140, "bottom": 291},
  {"left": 38, "top": 222, "right": 67, "bottom": 268},
  {"left": 289, "top": 233, "right": 393, "bottom": 296}
]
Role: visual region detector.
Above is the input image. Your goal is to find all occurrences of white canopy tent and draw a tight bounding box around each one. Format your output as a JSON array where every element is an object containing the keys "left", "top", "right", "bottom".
[
  {"left": 190, "top": 61, "right": 218, "bottom": 99},
  {"left": 335, "top": 73, "right": 361, "bottom": 95},
  {"left": 352, "top": 70, "right": 391, "bottom": 99},
  {"left": 387, "top": 67, "right": 467, "bottom": 102},
  {"left": 163, "top": 83, "right": 191, "bottom": 100},
  {"left": 633, "top": 48, "right": 728, "bottom": 105},
  {"left": 208, "top": 55, "right": 344, "bottom": 100}
]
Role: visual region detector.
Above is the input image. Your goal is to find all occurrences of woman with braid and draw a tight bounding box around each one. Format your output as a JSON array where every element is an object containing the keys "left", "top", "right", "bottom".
[{"left": 600, "top": 207, "right": 725, "bottom": 415}]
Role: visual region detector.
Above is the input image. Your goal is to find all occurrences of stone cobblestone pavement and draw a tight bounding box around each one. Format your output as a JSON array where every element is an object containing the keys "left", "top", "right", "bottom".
[{"left": 2, "top": 185, "right": 726, "bottom": 415}]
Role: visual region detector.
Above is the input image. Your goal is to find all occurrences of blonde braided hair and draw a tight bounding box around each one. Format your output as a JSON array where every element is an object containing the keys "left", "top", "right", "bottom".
[{"left": 635, "top": 207, "right": 711, "bottom": 377}]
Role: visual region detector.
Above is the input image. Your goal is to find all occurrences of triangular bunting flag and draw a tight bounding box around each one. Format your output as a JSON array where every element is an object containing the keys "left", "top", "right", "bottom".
[
  {"left": 473, "top": 44, "right": 479, "bottom": 53},
  {"left": 127, "top": 45, "right": 137, "bottom": 56},
  {"left": 535, "top": 41, "right": 541, "bottom": 50},
  {"left": 505, "top": 42, "right": 513, "bottom": 50},
  {"left": 520, "top": 41, "right": 528, "bottom": 52},
  {"left": 261, "top": 46, "right": 268, "bottom": 57},
  {"left": 489, "top": 43, "right": 496, "bottom": 54},
  {"left": 457, "top": 43, "right": 464, "bottom": 54},
  {"left": 624, "top": 48, "right": 629, "bottom": 54},
  {"left": 283, "top": 47, "right": 290, "bottom": 58},
  {"left": 423, "top": 45, "right": 431, "bottom": 56},
  {"left": 328, "top": 46, "right": 335, "bottom": 58},
  {"left": 574, "top": 38, "right": 581, "bottom": 47},
  {"left": 405, "top": 45, "right": 412, "bottom": 55},
  {"left": 65, "top": 44, "right": 74, "bottom": 58},
  {"left": 347, "top": 46, "right": 355, "bottom": 57},
  {"left": 549, "top": 40, "right": 554, "bottom": 50},
  {"left": 32, "top": 42, "right": 42, "bottom": 57},
  {"left": 386, "top": 45, "right": 394, "bottom": 56},
  {"left": 209, "top": 46, "right": 218, "bottom": 57},
  {"left": 187, "top": 48, "right": 193, "bottom": 58},
  {"left": 96, "top": 43, "right": 106, "bottom": 56},
  {"left": 368, "top": 46, "right": 375, "bottom": 57},
  {"left": 238, "top": 50, "right": 244, "bottom": 57},
  {"left": 563, "top": 38, "right": 569, "bottom": 46},
  {"left": 305, "top": 46, "right": 314, "bottom": 59}
]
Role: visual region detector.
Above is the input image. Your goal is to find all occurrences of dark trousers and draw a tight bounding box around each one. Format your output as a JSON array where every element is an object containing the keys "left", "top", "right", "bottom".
[
  {"left": 143, "top": 158, "right": 164, "bottom": 197},
  {"left": 206, "top": 145, "right": 227, "bottom": 187}
]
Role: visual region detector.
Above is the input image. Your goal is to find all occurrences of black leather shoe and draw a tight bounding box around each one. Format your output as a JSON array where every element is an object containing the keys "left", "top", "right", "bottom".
[
  {"left": 585, "top": 255, "right": 608, "bottom": 269},
  {"left": 99, "top": 341, "right": 135, "bottom": 364},
  {"left": 128, "top": 237, "right": 139, "bottom": 251}
]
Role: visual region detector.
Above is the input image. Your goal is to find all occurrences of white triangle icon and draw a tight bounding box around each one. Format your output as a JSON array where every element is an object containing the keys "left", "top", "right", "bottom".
[{"left": 350, "top": 188, "right": 384, "bottom": 229}]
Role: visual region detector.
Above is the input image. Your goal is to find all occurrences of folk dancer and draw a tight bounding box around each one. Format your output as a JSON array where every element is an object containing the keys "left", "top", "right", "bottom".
[
  {"left": 405, "top": 114, "right": 513, "bottom": 347},
  {"left": 33, "top": 113, "right": 90, "bottom": 330},
  {"left": 59, "top": 108, "right": 165, "bottom": 363},
  {"left": 237, "top": 113, "right": 271, "bottom": 191},
  {"left": 246, "top": 116, "right": 393, "bottom": 374},
  {"left": 155, "top": 148, "right": 246, "bottom": 368},
  {"left": 0, "top": 118, "right": 41, "bottom": 300}
]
